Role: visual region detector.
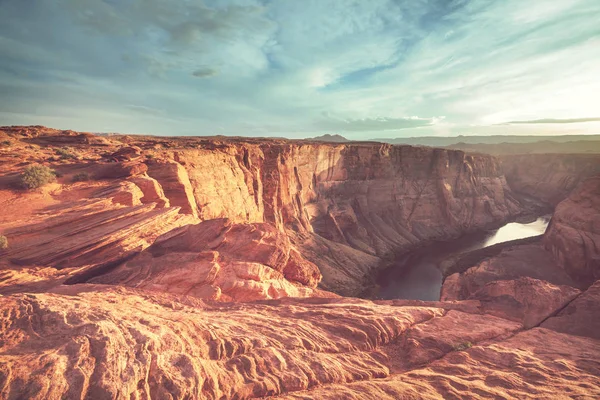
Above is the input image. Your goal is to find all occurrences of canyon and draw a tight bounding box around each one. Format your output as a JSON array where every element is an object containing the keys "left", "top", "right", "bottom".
[{"left": 1, "top": 126, "right": 599, "bottom": 399}]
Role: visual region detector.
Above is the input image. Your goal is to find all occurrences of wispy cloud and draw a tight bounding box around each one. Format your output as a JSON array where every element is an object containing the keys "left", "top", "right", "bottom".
[
  {"left": 498, "top": 117, "right": 600, "bottom": 125},
  {"left": 318, "top": 116, "right": 445, "bottom": 131},
  {"left": 192, "top": 67, "right": 219, "bottom": 78},
  {"left": 0, "top": 0, "right": 599, "bottom": 137}
]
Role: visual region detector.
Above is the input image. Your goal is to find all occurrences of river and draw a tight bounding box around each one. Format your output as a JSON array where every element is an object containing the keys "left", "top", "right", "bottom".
[{"left": 374, "top": 216, "right": 552, "bottom": 301}]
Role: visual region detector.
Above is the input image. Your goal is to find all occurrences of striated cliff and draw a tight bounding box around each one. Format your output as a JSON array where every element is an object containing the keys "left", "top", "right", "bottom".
[
  {"left": 501, "top": 153, "right": 600, "bottom": 205},
  {"left": 169, "top": 142, "right": 524, "bottom": 295},
  {"left": 543, "top": 176, "right": 600, "bottom": 285}
]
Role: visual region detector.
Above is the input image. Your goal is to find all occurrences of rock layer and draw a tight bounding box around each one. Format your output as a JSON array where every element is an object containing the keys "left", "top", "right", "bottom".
[
  {"left": 173, "top": 143, "right": 524, "bottom": 294},
  {"left": 501, "top": 153, "right": 600, "bottom": 205},
  {"left": 89, "top": 218, "right": 325, "bottom": 301},
  {"left": 0, "top": 285, "right": 599, "bottom": 399},
  {"left": 2, "top": 127, "right": 600, "bottom": 399},
  {"left": 543, "top": 176, "right": 600, "bottom": 285}
]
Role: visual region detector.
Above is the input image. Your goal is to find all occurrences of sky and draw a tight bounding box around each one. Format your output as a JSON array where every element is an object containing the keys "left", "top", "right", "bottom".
[{"left": 0, "top": 0, "right": 599, "bottom": 139}]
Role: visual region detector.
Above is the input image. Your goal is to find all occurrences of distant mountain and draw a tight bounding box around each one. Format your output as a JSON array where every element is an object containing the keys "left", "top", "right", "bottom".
[
  {"left": 374, "top": 134, "right": 600, "bottom": 147},
  {"left": 448, "top": 140, "right": 600, "bottom": 155},
  {"left": 310, "top": 134, "right": 350, "bottom": 142}
]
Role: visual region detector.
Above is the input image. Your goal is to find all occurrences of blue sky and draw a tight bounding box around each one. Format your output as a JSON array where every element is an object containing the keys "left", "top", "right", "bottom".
[{"left": 1, "top": 0, "right": 599, "bottom": 138}]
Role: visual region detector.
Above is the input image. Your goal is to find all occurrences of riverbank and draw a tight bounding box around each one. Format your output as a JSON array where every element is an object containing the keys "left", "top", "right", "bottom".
[{"left": 365, "top": 215, "right": 551, "bottom": 300}]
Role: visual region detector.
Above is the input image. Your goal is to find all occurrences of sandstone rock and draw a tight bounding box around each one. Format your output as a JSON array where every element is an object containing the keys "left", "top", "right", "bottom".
[
  {"left": 94, "top": 161, "right": 148, "bottom": 179},
  {"left": 284, "top": 327, "right": 600, "bottom": 399},
  {"left": 89, "top": 219, "right": 323, "bottom": 300},
  {"left": 107, "top": 145, "right": 142, "bottom": 161},
  {"left": 0, "top": 287, "right": 438, "bottom": 399},
  {"left": 1, "top": 287, "right": 598, "bottom": 399},
  {"left": 129, "top": 175, "right": 170, "bottom": 207},
  {"left": 467, "top": 277, "right": 580, "bottom": 328},
  {"left": 93, "top": 181, "right": 144, "bottom": 206},
  {"left": 440, "top": 242, "right": 578, "bottom": 301},
  {"left": 543, "top": 176, "right": 600, "bottom": 285},
  {"left": 380, "top": 310, "right": 521, "bottom": 371},
  {"left": 3, "top": 198, "right": 191, "bottom": 270},
  {"left": 541, "top": 280, "right": 600, "bottom": 339},
  {"left": 146, "top": 160, "right": 199, "bottom": 217}
]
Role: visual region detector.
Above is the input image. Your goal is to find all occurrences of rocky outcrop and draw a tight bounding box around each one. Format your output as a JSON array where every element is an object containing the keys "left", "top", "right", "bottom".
[
  {"left": 501, "top": 153, "right": 600, "bottom": 205},
  {"left": 543, "top": 176, "right": 600, "bottom": 285},
  {"left": 0, "top": 285, "right": 598, "bottom": 399},
  {"left": 107, "top": 145, "right": 142, "bottom": 162},
  {"left": 89, "top": 218, "right": 324, "bottom": 301},
  {"left": 542, "top": 280, "right": 600, "bottom": 339},
  {"left": 94, "top": 161, "right": 148, "bottom": 180},
  {"left": 146, "top": 160, "right": 199, "bottom": 217},
  {"left": 129, "top": 175, "right": 170, "bottom": 207},
  {"left": 93, "top": 181, "right": 145, "bottom": 206},
  {"left": 463, "top": 277, "right": 580, "bottom": 328},
  {"left": 2, "top": 197, "right": 193, "bottom": 270},
  {"left": 441, "top": 241, "right": 579, "bottom": 301}
]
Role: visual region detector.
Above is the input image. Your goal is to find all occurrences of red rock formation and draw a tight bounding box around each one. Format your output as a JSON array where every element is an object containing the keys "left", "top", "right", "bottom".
[
  {"left": 441, "top": 241, "right": 579, "bottom": 301},
  {"left": 146, "top": 160, "right": 199, "bottom": 217},
  {"left": 0, "top": 285, "right": 598, "bottom": 399},
  {"left": 94, "top": 161, "right": 148, "bottom": 179},
  {"left": 173, "top": 143, "right": 523, "bottom": 294},
  {"left": 93, "top": 181, "right": 145, "bottom": 206},
  {"left": 501, "top": 153, "right": 600, "bottom": 205},
  {"left": 3, "top": 199, "right": 192, "bottom": 269},
  {"left": 1, "top": 127, "right": 600, "bottom": 399},
  {"left": 464, "top": 277, "right": 580, "bottom": 328},
  {"left": 107, "top": 145, "right": 142, "bottom": 161},
  {"left": 89, "top": 218, "right": 324, "bottom": 301},
  {"left": 542, "top": 280, "right": 600, "bottom": 339},
  {"left": 543, "top": 176, "right": 600, "bottom": 285},
  {"left": 129, "top": 175, "right": 170, "bottom": 207}
]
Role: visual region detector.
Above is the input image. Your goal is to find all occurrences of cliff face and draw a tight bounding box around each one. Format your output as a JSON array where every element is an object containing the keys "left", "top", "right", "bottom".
[
  {"left": 174, "top": 143, "right": 522, "bottom": 294},
  {"left": 501, "top": 154, "right": 600, "bottom": 205},
  {"left": 543, "top": 176, "right": 600, "bottom": 285},
  {"left": 441, "top": 165, "right": 600, "bottom": 310}
]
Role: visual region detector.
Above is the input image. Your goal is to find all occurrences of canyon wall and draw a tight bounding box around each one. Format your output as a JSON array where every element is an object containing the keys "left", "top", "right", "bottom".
[
  {"left": 543, "top": 176, "right": 600, "bottom": 285},
  {"left": 0, "top": 128, "right": 527, "bottom": 298},
  {"left": 442, "top": 161, "right": 600, "bottom": 302},
  {"left": 4, "top": 127, "right": 598, "bottom": 298},
  {"left": 171, "top": 142, "right": 523, "bottom": 295},
  {"left": 501, "top": 154, "right": 600, "bottom": 205}
]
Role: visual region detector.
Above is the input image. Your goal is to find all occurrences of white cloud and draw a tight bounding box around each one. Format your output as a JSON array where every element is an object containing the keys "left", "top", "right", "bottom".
[{"left": 0, "top": 0, "right": 599, "bottom": 137}]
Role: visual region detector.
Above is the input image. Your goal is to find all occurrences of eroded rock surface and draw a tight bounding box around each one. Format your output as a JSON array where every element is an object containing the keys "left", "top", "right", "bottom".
[
  {"left": 544, "top": 176, "right": 600, "bottom": 285},
  {"left": 1, "top": 126, "right": 599, "bottom": 399},
  {"left": 89, "top": 219, "right": 325, "bottom": 301},
  {"left": 0, "top": 285, "right": 599, "bottom": 399},
  {"left": 501, "top": 153, "right": 600, "bottom": 205}
]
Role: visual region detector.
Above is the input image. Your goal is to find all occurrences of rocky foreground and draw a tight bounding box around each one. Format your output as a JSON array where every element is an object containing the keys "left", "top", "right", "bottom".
[{"left": 1, "top": 126, "right": 599, "bottom": 399}]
